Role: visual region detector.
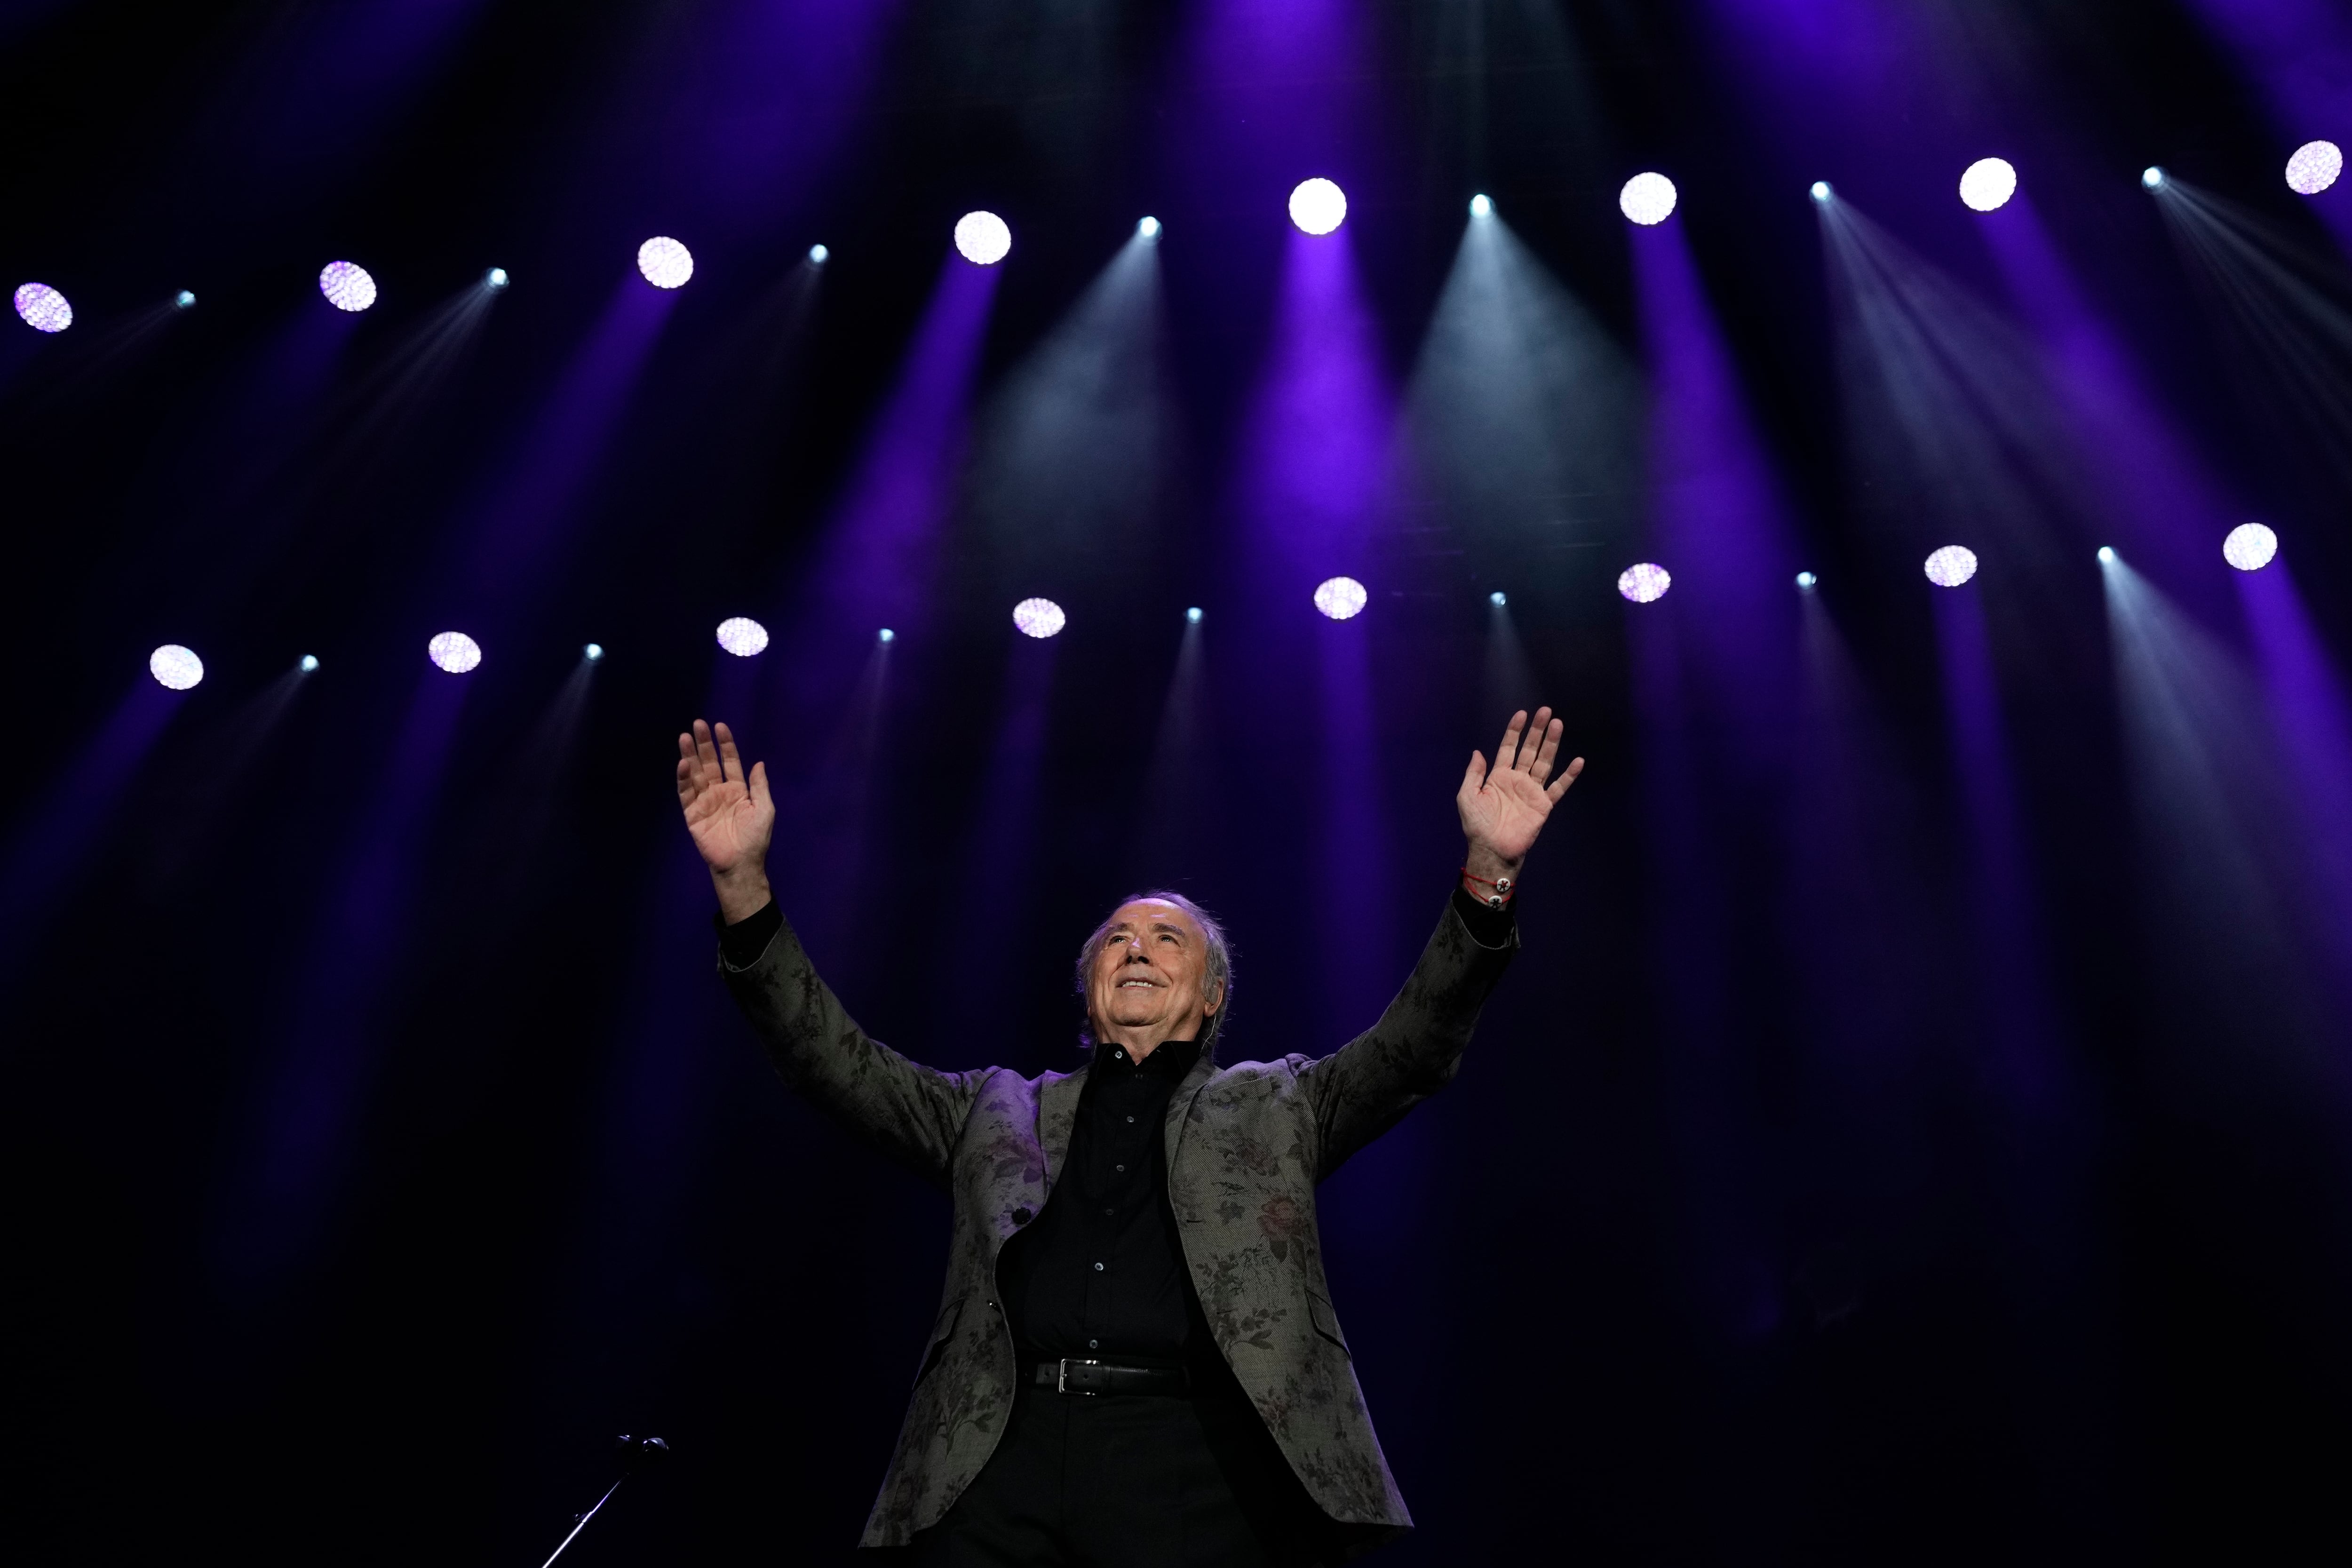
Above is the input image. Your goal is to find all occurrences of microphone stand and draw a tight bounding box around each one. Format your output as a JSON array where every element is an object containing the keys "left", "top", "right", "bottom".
[{"left": 540, "top": 1435, "right": 669, "bottom": 1568}]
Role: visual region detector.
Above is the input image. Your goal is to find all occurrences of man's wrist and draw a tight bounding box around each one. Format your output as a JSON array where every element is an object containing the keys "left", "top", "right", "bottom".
[
  {"left": 711, "top": 863, "right": 774, "bottom": 925},
  {"left": 1462, "top": 844, "right": 1523, "bottom": 891}
]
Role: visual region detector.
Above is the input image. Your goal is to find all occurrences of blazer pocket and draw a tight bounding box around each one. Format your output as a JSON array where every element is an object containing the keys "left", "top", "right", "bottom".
[
  {"left": 1305, "top": 1291, "right": 1351, "bottom": 1359},
  {"left": 914, "top": 1297, "right": 965, "bottom": 1383}
]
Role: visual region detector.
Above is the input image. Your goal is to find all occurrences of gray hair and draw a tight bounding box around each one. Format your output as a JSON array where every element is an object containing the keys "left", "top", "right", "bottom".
[{"left": 1074, "top": 891, "right": 1234, "bottom": 1055}]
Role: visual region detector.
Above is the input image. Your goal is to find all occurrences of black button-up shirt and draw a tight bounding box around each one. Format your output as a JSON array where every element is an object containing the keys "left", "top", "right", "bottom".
[{"left": 997, "top": 1034, "right": 1204, "bottom": 1368}]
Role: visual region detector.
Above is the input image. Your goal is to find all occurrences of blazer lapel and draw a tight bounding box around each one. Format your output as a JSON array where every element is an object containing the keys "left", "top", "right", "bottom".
[
  {"left": 1037, "top": 1067, "right": 1087, "bottom": 1192},
  {"left": 1162, "top": 1047, "right": 1219, "bottom": 1172}
]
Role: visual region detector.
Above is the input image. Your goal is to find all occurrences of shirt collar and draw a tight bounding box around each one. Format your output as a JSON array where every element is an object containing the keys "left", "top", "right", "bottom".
[{"left": 1093, "top": 1036, "right": 1202, "bottom": 1080}]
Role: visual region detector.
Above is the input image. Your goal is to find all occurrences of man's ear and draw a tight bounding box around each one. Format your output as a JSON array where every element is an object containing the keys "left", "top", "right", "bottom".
[{"left": 1204, "top": 980, "right": 1225, "bottom": 1017}]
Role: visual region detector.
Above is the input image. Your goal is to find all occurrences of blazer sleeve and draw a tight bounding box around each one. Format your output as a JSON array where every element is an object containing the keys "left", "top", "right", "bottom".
[
  {"left": 718, "top": 906, "right": 981, "bottom": 1187},
  {"left": 1295, "top": 895, "right": 1519, "bottom": 1181}
]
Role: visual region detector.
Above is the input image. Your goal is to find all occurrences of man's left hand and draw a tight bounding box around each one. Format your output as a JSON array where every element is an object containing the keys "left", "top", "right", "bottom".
[{"left": 1457, "top": 707, "right": 1583, "bottom": 885}]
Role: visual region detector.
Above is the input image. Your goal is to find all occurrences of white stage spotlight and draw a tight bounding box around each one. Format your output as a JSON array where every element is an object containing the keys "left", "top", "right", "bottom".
[
  {"left": 1619, "top": 172, "right": 1677, "bottom": 225},
  {"left": 2287, "top": 141, "right": 2343, "bottom": 195},
  {"left": 1288, "top": 179, "right": 1347, "bottom": 236},
  {"left": 809, "top": 244, "right": 830, "bottom": 264},
  {"left": 485, "top": 267, "right": 510, "bottom": 290},
  {"left": 1489, "top": 590, "right": 1507, "bottom": 606},
  {"left": 955, "top": 211, "right": 1012, "bottom": 265},
  {"left": 1924, "top": 545, "right": 1979, "bottom": 587},
  {"left": 1616, "top": 563, "right": 1672, "bottom": 603},
  {"left": 318, "top": 261, "right": 377, "bottom": 311},
  {"left": 2223, "top": 523, "right": 2278, "bottom": 572},
  {"left": 1796, "top": 571, "right": 1818, "bottom": 589},
  {"left": 1313, "top": 576, "right": 1367, "bottom": 620},
  {"left": 1810, "top": 181, "right": 1833, "bottom": 203},
  {"left": 878, "top": 628, "right": 895, "bottom": 643},
  {"left": 428, "top": 631, "right": 482, "bottom": 673},
  {"left": 584, "top": 643, "right": 604, "bottom": 661},
  {"left": 174, "top": 289, "right": 197, "bottom": 310},
  {"left": 1470, "top": 194, "right": 1493, "bottom": 218},
  {"left": 637, "top": 237, "right": 694, "bottom": 288},
  {"left": 1185, "top": 606, "right": 1203, "bottom": 623},
  {"left": 1138, "top": 216, "right": 1161, "bottom": 239},
  {"left": 2098, "top": 546, "right": 2117, "bottom": 564},
  {"left": 2141, "top": 167, "right": 2166, "bottom": 190},
  {"left": 715, "top": 617, "right": 768, "bottom": 657},
  {"left": 1959, "top": 158, "right": 2018, "bottom": 212},
  {"left": 149, "top": 645, "right": 204, "bottom": 690},
  {"left": 1012, "top": 597, "right": 1065, "bottom": 638},
  {"left": 299, "top": 654, "right": 320, "bottom": 673},
  {"left": 13, "top": 282, "right": 71, "bottom": 333}
]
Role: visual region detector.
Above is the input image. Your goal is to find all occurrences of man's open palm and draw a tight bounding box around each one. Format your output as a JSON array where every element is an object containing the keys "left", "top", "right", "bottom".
[
  {"left": 1457, "top": 707, "right": 1583, "bottom": 867},
  {"left": 677, "top": 719, "right": 774, "bottom": 876}
]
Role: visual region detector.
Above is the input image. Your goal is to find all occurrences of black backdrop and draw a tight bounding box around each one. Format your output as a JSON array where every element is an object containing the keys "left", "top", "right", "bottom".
[{"left": 7, "top": 1, "right": 2352, "bottom": 1562}]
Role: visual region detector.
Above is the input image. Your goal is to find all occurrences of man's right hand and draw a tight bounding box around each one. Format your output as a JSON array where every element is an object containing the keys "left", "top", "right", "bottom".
[{"left": 677, "top": 719, "right": 776, "bottom": 923}]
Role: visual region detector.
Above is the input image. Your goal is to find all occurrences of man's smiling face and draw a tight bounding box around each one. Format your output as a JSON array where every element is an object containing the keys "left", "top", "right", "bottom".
[{"left": 1086, "top": 899, "right": 1221, "bottom": 1051}]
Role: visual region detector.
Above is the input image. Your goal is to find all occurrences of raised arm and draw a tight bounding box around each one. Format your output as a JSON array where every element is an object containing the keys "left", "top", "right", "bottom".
[
  {"left": 679, "top": 719, "right": 977, "bottom": 1184},
  {"left": 678, "top": 718, "right": 779, "bottom": 921},
  {"left": 1454, "top": 704, "right": 1583, "bottom": 907},
  {"left": 1302, "top": 708, "right": 1583, "bottom": 1178}
]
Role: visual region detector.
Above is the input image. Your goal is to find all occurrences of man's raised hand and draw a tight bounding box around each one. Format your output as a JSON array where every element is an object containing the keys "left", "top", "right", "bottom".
[
  {"left": 1456, "top": 707, "right": 1583, "bottom": 884},
  {"left": 677, "top": 719, "right": 776, "bottom": 922}
]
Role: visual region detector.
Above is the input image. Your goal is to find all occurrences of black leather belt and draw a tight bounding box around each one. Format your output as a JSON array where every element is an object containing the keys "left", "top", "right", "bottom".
[{"left": 1025, "top": 1358, "right": 1191, "bottom": 1397}]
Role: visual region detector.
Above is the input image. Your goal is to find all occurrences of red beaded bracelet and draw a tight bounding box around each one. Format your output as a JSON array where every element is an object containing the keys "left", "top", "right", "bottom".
[{"left": 1460, "top": 867, "right": 1515, "bottom": 909}]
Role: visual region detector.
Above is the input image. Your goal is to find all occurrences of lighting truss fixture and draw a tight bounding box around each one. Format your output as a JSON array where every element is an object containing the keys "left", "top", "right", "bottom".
[
  {"left": 955, "top": 211, "right": 1012, "bottom": 265},
  {"left": 428, "top": 631, "right": 483, "bottom": 673},
  {"left": 1313, "top": 576, "right": 1368, "bottom": 620},
  {"left": 2223, "top": 523, "right": 2277, "bottom": 572},
  {"left": 1619, "top": 172, "right": 1677, "bottom": 225},
  {"left": 1288, "top": 179, "right": 1347, "bottom": 236},
  {"left": 584, "top": 643, "right": 604, "bottom": 661},
  {"left": 175, "top": 289, "right": 197, "bottom": 309},
  {"left": 1470, "top": 194, "right": 1493, "bottom": 217},
  {"left": 1810, "top": 181, "right": 1833, "bottom": 203},
  {"left": 1616, "top": 563, "right": 1671, "bottom": 604},
  {"left": 877, "top": 628, "right": 894, "bottom": 642},
  {"left": 485, "top": 267, "right": 510, "bottom": 290},
  {"left": 13, "top": 282, "right": 71, "bottom": 333},
  {"left": 1796, "top": 571, "right": 1818, "bottom": 589},
  {"left": 2286, "top": 141, "right": 2343, "bottom": 196},
  {"left": 715, "top": 617, "right": 768, "bottom": 657},
  {"left": 1924, "top": 545, "right": 1979, "bottom": 587},
  {"left": 637, "top": 236, "right": 694, "bottom": 288},
  {"left": 1959, "top": 158, "right": 2018, "bottom": 212},
  {"left": 2141, "top": 167, "right": 2165, "bottom": 190},
  {"left": 809, "top": 244, "right": 830, "bottom": 264},
  {"left": 318, "top": 261, "right": 377, "bottom": 311},
  {"left": 1012, "top": 597, "right": 1065, "bottom": 638},
  {"left": 149, "top": 645, "right": 204, "bottom": 690},
  {"left": 1185, "top": 607, "right": 1203, "bottom": 623},
  {"left": 300, "top": 654, "right": 320, "bottom": 672},
  {"left": 1138, "top": 216, "right": 1161, "bottom": 239}
]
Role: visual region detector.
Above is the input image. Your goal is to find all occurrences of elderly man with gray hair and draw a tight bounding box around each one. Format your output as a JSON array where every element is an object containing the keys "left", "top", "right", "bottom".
[{"left": 677, "top": 708, "right": 1582, "bottom": 1566}]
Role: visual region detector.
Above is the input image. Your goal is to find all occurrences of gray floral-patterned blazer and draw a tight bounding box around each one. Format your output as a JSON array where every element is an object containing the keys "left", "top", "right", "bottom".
[{"left": 718, "top": 896, "right": 1516, "bottom": 1549}]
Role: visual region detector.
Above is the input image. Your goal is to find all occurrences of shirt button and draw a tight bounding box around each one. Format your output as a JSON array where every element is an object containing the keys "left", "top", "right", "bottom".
[
  {"left": 1115, "top": 1163, "right": 1126, "bottom": 1173},
  {"left": 1104, "top": 1206, "right": 1114, "bottom": 1216},
  {"left": 1126, "top": 1115, "right": 1135, "bottom": 1123},
  {"left": 1089, "top": 1338, "right": 1099, "bottom": 1349},
  {"left": 1094, "top": 1262, "right": 1105, "bottom": 1272}
]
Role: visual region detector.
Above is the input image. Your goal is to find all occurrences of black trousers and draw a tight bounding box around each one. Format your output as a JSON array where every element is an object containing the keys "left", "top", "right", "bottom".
[{"left": 907, "top": 1385, "right": 1350, "bottom": 1568}]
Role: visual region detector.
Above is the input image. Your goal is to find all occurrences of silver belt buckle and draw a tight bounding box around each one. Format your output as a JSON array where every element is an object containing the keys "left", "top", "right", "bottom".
[{"left": 1056, "top": 1357, "right": 1100, "bottom": 1394}]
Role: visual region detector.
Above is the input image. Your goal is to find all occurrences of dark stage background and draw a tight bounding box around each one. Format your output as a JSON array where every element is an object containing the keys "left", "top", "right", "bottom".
[{"left": 7, "top": 0, "right": 2352, "bottom": 1562}]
